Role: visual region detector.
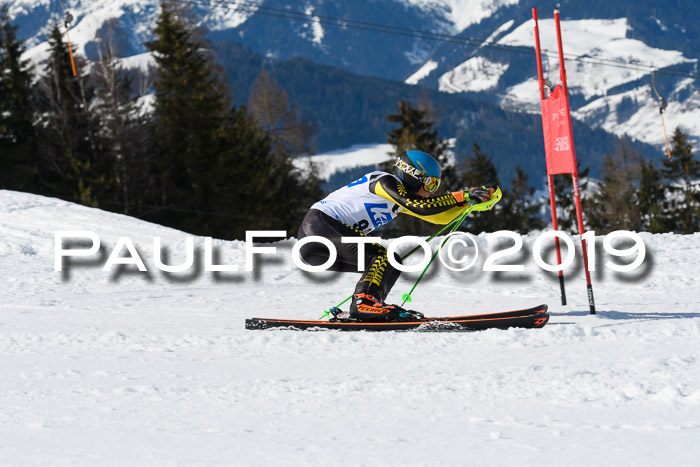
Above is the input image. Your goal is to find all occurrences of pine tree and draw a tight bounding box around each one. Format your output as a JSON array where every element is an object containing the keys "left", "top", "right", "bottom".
[
  {"left": 146, "top": 2, "right": 232, "bottom": 234},
  {"left": 463, "top": 143, "right": 499, "bottom": 187},
  {"left": 248, "top": 68, "right": 314, "bottom": 157},
  {"left": 386, "top": 99, "right": 459, "bottom": 191},
  {"left": 384, "top": 99, "right": 457, "bottom": 235},
  {"left": 552, "top": 161, "right": 590, "bottom": 234},
  {"left": 147, "top": 2, "right": 321, "bottom": 239},
  {"left": 0, "top": 5, "right": 37, "bottom": 191},
  {"left": 35, "top": 24, "right": 105, "bottom": 206},
  {"left": 91, "top": 23, "right": 145, "bottom": 214},
  {"left": 462, "top": 143, "right": 502, "bottom": 234},
  {"left": 247, "top": 68, "right": 323, "bottom": 233},
  {"left": 388, "top": 100, "right": 444, "bottom": 155},
  {"left": 637, "top": 156, "right": 667, "bottom": 233},
  {"left": 586, "top": 141, "right": 642, "bottom": 234},
  {"left": 661, "top": 127, "right": 700, "bottom": 233},
  {"left": 501, "top": 166, "right": 544, "bottom": 234}
]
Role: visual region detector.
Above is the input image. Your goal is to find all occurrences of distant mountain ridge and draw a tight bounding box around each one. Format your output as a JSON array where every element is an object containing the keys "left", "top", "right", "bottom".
[
  {"left": 212, "top": 39, "right": 650, "bottom": 183},
  {"left": 403, "top": 2, "right": 699, "bottom": 149},
  {"left": 7, "top": 0, "right": 697, "bottom": 182}
]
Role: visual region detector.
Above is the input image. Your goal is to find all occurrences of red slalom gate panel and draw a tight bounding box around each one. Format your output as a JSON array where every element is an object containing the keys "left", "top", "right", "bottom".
[{"left": 541, "top": 84, "right": 577, "bottom": 175}]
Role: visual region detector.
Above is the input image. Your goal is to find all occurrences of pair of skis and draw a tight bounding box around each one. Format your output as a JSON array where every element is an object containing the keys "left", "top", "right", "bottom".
[
  {"left": 245, "top": 304, "right": 549, "bottom": 332},
  {"left": 246, "top": 190, "right": 550, "bottom": 332}
]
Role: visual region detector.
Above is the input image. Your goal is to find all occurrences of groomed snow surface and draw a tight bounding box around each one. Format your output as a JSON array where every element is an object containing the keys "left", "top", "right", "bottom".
[{"left": 1, "top": 189, "right": 699, "bottom": 465}]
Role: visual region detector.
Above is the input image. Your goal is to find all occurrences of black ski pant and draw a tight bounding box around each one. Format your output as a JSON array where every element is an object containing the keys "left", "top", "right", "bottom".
[{"left": 297, "top": 209, "right": 401, "bottom": 302}]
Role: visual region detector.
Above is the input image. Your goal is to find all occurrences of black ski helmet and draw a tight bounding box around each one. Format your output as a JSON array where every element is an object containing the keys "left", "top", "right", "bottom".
[{"left": 393, "top": 150, "right": 441, "bottom": 194}]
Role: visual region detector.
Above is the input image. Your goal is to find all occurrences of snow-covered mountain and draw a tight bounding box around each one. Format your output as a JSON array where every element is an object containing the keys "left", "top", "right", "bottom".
[
  {"left": 8, "top": 0, "right": 700, "bottom": 151},
  {"left": 293, "top": 143, "right": 394, "bottom": 181},
  {"left": 8, "top": 0, "right": 516, "bottom": 76},
  {"left": 3, "top": 188, "right": 700, "bottom": 464},
  {"left": 409, "top": 14, "right": 700, "bottom": 148}
]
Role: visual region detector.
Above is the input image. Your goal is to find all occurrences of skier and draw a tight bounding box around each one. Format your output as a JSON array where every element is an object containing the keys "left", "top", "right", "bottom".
[{"left": 297, "top": 150, "right": 495, "bottom": 321}]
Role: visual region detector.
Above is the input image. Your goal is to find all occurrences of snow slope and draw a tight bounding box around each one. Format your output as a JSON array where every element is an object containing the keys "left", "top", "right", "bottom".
[
  {"left": 499, "top": 18, "right": 691, "bottom": 100},
  {"left": 496, "top": 18, "right": 700, "bottom": 146},
  {"left": 400, "top": 0, "right": 519, "bottom": 33},
  {"left": 572, "top": 79, "right": 700, "bottom": 147},
  {"left": 406, "top": 60, "right": 439, "bottom": 85},
  {"left": 495, "top": 17, "right": 694, "bottom": 114},
  {"left": 293, "top": 143, "right": 394, "bottom": 180},
  {"left": 438, "top": 56, "right": 509, "bottom": 93},
  {"left": 1, "top": 189, "right": 700, "bottom": 465},
  {"left": 407, "top": 15, "right": 699, "bottom": 148}
]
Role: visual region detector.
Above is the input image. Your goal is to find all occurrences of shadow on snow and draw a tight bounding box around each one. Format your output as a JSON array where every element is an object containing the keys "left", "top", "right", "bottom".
[{"left": 553, "top": 309, "right": 700, "bottom": 321}]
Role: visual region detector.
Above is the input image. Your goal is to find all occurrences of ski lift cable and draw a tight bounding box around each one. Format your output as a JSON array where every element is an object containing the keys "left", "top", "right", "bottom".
[
  {"left": 47, "top": 0, "right": 699, "bottom": 81},
  {"left": 171, "top": 0, "right": 533, "bottom": 55},
  {"left": 186, "top": 0, "right": 515, "bottom": 48},
  {"left": 55, "top": 0, "right": 68, "bottom": 14},
  {"left": 652, "top": 71, "right": 673, "bottom": 159},
  {"left": 175, "top": 0, "right": 700, "bottom": 81}
]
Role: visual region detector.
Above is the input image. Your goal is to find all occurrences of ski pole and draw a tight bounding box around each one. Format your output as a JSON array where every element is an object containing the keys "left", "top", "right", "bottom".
[
  {"left": 397, "top": 187, "right": 500, "bottom": 266},
  {"left": 320, "top": 187, "right": 503, "bottom": 318},
  {"left": 400, "top": 209, "right": 471, "bottom": 306},
  {"left": 319, "top": 209, "right": 469, "bottom": 319},
  {"left": 393, "top": 210, "right": 466, "bottom": 260},
  {"left": 400, "top": 187, "right": 502, "bottom": 306}
]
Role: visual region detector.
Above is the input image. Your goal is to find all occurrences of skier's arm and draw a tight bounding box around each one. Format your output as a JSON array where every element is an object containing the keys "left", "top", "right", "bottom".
[{"left": 370, "top": 175, "right": 468, "bottom": 224}]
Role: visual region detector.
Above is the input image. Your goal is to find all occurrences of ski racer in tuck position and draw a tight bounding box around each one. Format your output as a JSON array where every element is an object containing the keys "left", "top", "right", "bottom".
[{"left": 297, "top": 150, "right": 497, "bottom": 322}]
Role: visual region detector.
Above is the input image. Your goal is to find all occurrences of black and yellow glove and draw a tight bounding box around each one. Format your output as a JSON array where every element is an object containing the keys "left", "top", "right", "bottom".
[
  {"left": 450, "top": 185, "right": 497, "bottom": 206},
  {"left": 467, "top": 186, "right": 494, "bottom": 205}
]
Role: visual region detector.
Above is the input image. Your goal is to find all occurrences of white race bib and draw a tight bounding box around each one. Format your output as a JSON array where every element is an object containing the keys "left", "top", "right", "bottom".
[{"left": 311, "top": 172, "right": 403, "bottom": 234}]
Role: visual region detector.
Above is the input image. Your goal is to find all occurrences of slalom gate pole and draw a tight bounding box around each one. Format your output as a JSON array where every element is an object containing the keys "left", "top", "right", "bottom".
[
  {"left": 554, "top": 9, "right": 595, "bottom": 314},
  {"left": 533, "top": 8, "right": 567, "bottom": 306},
  {"left": 320, "top": 209, "right": 470, "bottom": 319},
  {"left": 548, "top": 175, "right": 567, "bottom": 305}
]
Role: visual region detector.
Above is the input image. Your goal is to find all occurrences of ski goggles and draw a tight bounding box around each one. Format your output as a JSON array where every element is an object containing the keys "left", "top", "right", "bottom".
[{"left": 422, "top": 175, "right": 441, "bottom": 193}]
